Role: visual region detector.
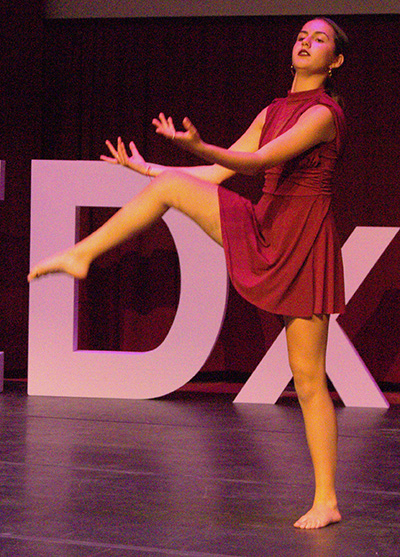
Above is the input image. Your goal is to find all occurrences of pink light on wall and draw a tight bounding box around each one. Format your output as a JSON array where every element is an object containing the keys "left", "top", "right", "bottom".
[{"left": 0, "top": 160, "right": 4, "bottom": 390}]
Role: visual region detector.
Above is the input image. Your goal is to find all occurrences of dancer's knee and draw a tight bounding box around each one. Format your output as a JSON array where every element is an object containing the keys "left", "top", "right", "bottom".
[
  {"left": 149, "top": 169, "right": 188, "bottom": 209},
  {"left": 290, "top": 357, "right": 327, "bottom": 404}
]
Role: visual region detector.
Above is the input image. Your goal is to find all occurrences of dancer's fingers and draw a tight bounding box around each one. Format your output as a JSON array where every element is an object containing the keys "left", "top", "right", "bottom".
[
  {"left": 182, "top": 117, "right": 195, "bottom": 131},
  {"left": 104, "top": 139, "right": 119, "bottom": 158},
  {"left": 100, "top": 155, "right": 118, "bottom": 164},
  {"left": 129, "top": 141, "right": 140, "bottom": 156},
  {"left": 117, "top": 137, "right": 129, "bottom": 165},
  {"left": 158, "top": 112, "right": 168, "bottom": 126}
]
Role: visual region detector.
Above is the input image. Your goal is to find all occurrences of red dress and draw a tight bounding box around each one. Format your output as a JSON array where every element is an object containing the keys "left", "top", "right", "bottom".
[{"left": 218, "top": 88, "right": 346, "bottom": 318}]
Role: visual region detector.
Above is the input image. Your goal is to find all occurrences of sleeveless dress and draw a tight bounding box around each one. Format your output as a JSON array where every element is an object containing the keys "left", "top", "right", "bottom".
[{"left": 218, "top": 87, "right": 346, "bottom": 318}]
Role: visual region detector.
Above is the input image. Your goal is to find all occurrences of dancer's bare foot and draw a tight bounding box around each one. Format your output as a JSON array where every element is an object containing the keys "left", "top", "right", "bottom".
[
  {"left": 294, "top": 504, "right": 342, "bottom": 529},
  {"left": 27, "top": 249, "right": 91, "bottom": 282}
]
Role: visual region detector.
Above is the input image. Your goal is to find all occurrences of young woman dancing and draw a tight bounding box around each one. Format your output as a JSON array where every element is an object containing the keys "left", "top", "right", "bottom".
[{"left": 29, "top": 17, "right": 349, "bottom": 529}]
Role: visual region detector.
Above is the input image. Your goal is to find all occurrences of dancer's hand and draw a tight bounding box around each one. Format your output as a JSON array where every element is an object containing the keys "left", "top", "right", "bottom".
[
  {"left": 152, "top": 113, "right": 203, "bottom": 154},
  {"left": 100, "top": 137, "right": 150, "bottom": 175}
]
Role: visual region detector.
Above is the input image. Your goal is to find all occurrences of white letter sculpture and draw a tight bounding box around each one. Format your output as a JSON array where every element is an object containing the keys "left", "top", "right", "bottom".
[
  {"left": 28, "top": 161, "right": 228, "bottom": 399},
  {"left": 0, "top": 160, "right": 5, "bottom": 391},
  {"left": 234, "top": 227, "right": 398, "bottom": 408},
  {"left": 29, "top": 161, "right": 398, "bottom": 407}
]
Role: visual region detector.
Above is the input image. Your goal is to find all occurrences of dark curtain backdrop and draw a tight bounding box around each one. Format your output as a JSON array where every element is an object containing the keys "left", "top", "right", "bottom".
[
  {"left": 0, "top": 1, "right": 44, "bottom": 377},
  {"left": 32, "top": 14, "right": 400, "bottom": 386}
]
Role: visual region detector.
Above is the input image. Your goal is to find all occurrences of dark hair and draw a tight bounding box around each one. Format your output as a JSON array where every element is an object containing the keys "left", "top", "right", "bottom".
[
  {"left": 316, "top": 17, "right": 349, "bottom": 107},
  {"left": 319, "top": 17, "right": 349, "bottom": 58}
]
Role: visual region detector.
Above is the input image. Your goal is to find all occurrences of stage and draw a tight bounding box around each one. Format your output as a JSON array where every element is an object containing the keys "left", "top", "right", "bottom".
[{"left": 0, "top": 383, "right": 399, "bottom": 556}]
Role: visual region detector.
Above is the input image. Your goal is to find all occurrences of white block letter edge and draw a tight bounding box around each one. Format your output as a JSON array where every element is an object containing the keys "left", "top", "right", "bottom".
[
  {"left": 0, "top": 160, "right": 5, "bottom": 392},
  {"left": 28, "top": 161, "right": 228, "bottom": 399}
]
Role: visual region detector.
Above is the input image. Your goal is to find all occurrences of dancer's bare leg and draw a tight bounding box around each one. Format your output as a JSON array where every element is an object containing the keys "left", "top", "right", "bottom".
[
  {"left": 28, "top": 170, "right": 222, "bottom": 281},
  {"left": 284, "top": 314, "right": 342, "bottom": 529}
]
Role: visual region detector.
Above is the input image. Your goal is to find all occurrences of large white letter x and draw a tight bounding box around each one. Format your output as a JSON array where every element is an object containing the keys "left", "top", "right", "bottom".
[{"left": 234, "top": 227, "right": 399, "bottom": 408}]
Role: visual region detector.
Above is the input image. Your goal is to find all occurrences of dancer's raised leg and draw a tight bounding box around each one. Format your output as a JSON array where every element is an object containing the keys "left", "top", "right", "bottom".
[
  {"left": 28, "top": 170, "right": 222, "bottom": 281},
  {"left": 284, "top": 314, "right": 342, "bottom": 529}
]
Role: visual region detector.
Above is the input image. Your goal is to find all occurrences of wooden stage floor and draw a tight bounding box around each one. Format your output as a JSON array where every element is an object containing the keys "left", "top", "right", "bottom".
[{"left": 0, "top": 383, "right": 399, "bottom": 556}]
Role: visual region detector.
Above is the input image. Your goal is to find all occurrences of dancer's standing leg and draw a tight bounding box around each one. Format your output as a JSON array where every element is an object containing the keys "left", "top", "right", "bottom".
[{"left": 284, "top": 314, "right": 342, "bottom": 529}]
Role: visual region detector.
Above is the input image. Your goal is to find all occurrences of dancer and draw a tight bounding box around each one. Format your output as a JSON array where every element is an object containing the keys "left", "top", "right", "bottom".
[{"left": 28, "top": 17, "right": 348, "bottom": 529}]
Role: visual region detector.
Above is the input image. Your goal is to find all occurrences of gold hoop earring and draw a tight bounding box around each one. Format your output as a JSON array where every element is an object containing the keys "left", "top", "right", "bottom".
[{"left": 328, "top": 67, "right": 333, "bottom": 78}]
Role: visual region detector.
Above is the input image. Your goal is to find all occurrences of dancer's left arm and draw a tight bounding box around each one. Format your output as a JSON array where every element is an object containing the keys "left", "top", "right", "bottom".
[{"left": 154, "top": 105, "right": 336, "bottom": 175}]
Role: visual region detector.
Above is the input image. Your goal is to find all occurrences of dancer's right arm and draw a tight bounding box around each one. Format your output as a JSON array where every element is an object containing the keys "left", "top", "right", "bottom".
[{"left": 100, "top": 107, "right": 267, "bottom": 185}]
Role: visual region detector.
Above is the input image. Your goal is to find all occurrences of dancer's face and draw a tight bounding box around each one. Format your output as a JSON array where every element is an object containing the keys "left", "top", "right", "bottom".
[{"left": 292, "top": 19, "right": 344, "bottom": 76}]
